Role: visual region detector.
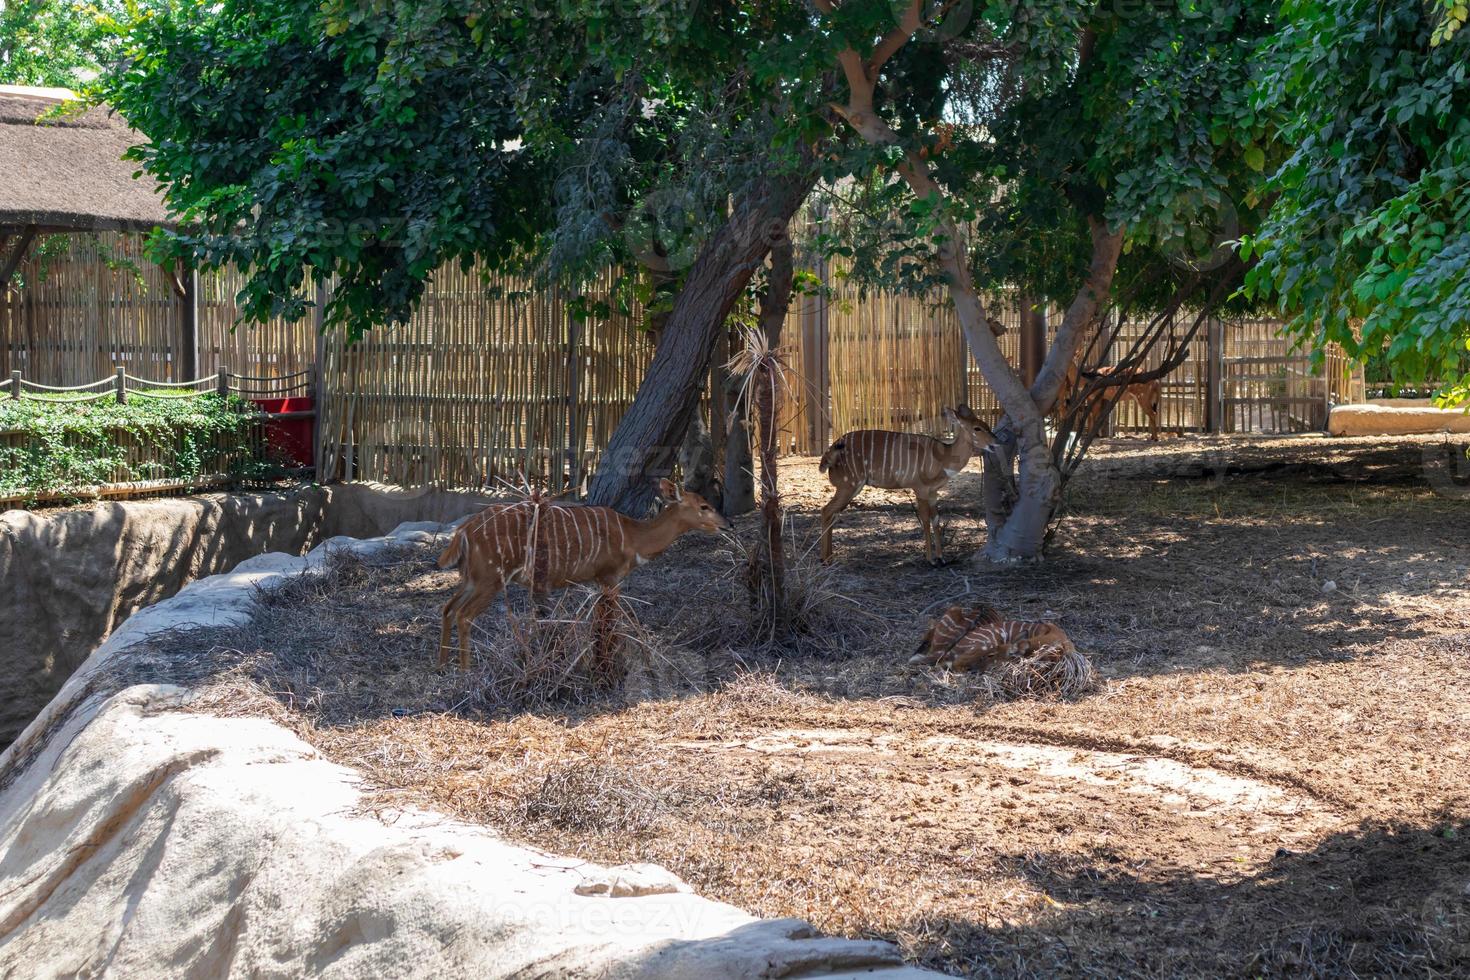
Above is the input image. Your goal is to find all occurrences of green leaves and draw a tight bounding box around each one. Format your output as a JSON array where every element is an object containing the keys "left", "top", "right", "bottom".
[
  {"left": 0, "top": 0, "right": 125, "bottom": 87},
  {"left": 96, "top": 0, "right": 823, "bottom": 338},
  {"left": 1248, "top": 0, "right": 1470, "bottom": 398},
  {"left": 0, "top": 394, "right": 264, "bottom": 499}
]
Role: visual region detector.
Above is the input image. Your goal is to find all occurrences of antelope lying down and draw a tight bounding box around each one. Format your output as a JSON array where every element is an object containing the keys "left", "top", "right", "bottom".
[
  {"left": 819, "top": 404, "right": 997, "bottom": 565},
  {"left": 437, "top": 479, "right": 730, "bottom": 670},
  {"left": 910, "top": 603, "right": 1074, "bottom": 673}
]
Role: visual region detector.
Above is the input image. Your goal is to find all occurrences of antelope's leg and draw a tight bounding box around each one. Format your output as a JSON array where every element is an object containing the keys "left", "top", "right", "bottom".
[
  {"left": 928, "top": 494, "right": 946, "bottom": 564},
  {"left": 439, "top": 587, "right": 466, "bottom": 668},
  {"left": 819, "top": 481, "right": 860, "bottom": 563},
  {"left": 593, "top": 586, "right": 620, "bottom": 686},
  {"left": 1149, "top": 388, "right": 1161, "bottom": 441},
  {"left": 914, "top": 495, "right": 935, "bottom": 564},
  {"left": 455, "top": 575, "right": 504, "bottom": 671}
]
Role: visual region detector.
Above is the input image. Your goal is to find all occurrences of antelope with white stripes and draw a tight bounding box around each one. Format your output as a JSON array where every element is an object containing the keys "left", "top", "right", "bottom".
[
  {"left": 910, "top": 603, "right": 1074, "bottom": 673},
  {"left": 436, "top": 479, "right": 731, "bottom": 670},
  {"left": 818, "top": 404, "right": 997, "bottom": 565}
]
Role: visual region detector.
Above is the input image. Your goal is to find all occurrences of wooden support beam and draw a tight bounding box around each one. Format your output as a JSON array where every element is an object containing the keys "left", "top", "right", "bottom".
[
  {"left": 312, "top": 279, "right": 328, "bottom": 482},
  {"left": 178, "top": 268, "right": 199, "bottom": 381},
  {"left": 0, "top": 226, "right": 38, "bottom": 289},
  {"left": 1205, "top": 316, "right": 1224, "bottom": 434}
]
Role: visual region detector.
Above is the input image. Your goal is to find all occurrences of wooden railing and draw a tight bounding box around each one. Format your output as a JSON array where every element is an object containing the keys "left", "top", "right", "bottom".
[{"left": 0, "top": 367, "right": 315, "bottom": 505}]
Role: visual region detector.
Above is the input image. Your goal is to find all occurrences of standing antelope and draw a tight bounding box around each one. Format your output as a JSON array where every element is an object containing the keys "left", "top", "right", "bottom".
[
  {"left": 1058, "top": 360, "right": 1162, "bottom": 441},
  {"left": 818, "top": 405, "right": 997, "bottom": 565},
  {"left": 437, "top": 479, "right": 731, "bottom": 670}
]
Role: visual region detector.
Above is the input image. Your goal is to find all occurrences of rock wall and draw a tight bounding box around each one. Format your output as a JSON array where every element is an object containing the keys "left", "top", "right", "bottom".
[
  {"left": 0, "top": 484, "right": 498, "bottom": 748},
  {"left": 1329, "top": 403, "right": 1470, "bottom": 436},
  {"left": 0, "top": 525, "right": 935, "bottom": 979}
]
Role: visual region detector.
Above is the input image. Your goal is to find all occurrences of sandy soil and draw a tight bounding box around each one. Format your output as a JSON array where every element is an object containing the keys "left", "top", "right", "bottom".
[{"left": 154, "top": 434, "right": 1470, "bottom": 977}]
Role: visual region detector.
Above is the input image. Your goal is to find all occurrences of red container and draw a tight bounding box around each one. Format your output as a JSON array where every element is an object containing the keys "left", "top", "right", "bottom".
[{"left": 250, "top": 396, "right": 315, "bottom": 468}]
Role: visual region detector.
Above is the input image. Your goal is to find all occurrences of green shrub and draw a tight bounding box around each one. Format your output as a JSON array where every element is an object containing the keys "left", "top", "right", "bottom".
[{"left": 0, "top": 393, "right": 268, "bottom": 500}]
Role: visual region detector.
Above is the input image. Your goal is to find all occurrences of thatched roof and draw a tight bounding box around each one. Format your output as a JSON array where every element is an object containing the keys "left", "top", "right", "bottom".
[{"left": 0, "top": 85, "right": 174, "bottom": 234}]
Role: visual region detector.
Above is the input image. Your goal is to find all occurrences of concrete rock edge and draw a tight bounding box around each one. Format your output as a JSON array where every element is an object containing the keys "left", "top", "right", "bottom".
[{"left": 0, "top": 520, "right": 937, "bottom": 978}]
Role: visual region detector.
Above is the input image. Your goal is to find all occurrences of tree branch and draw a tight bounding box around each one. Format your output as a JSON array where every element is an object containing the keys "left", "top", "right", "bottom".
[{"left": 1029, "top": 215, "right": 1125, "bottom": 413}]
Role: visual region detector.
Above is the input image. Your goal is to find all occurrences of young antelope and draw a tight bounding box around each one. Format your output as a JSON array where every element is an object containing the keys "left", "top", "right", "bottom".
[
  {"left": 818, "top": 404, "right": 997, "bottom": 565},
  {"left": 437, "top": 479, "right": 731, "bottom": 670},
  {"left": 910, "top": 603, "right": 1075, "bottom": 673}
]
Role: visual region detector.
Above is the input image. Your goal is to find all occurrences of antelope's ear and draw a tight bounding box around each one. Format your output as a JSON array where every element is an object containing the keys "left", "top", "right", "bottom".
[
  {"left": 657, "top": 478, "right": 680, "bottom": 501},
  {"left": 955, "top": 403, "right": 976, "bottom": 420},
  {"left": 941, "top": 406, "right": 959, "bottom": 424}
]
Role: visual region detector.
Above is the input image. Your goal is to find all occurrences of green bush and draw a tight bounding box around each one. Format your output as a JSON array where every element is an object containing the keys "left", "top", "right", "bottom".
[{"left": 0, "top": 393, "right": 267, "bottom": 500}]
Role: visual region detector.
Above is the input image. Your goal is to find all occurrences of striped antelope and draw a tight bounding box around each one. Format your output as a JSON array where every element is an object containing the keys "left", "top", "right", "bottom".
[
  {"left": 818, "top": 405, "right": 997, "bottom": 565},
  {"left": 910, "top": 603, "right": 1074, "bottom": 672},
  {"left": 436, "top": 479, "right": 731, "bottom": 670},
  {"left": 1058, "top": 361, "right": 1162, "bottom": 441}
]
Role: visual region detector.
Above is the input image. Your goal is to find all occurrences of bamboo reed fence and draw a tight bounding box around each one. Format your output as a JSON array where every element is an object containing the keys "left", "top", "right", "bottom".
[
  {"left": 0, "top": 234, "right": 185, "bottom": 384},
  {"left": 316, "top": 264, "right": 651, "bottom": 493},
  {"left": 197, "top": 266, "right": 317, "bottom": 380},
  {"left": 2, "top": 232, "right": 1368, "bottom": 498}
]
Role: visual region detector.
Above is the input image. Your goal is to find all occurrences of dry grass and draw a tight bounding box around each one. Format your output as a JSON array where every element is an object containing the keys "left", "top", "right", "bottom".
[
  {"left": 137, "top": 433, "right": 1470, "bottom": 978},
  {"left": 991, "top": 647, "right": 1098, "bottom": 700}
]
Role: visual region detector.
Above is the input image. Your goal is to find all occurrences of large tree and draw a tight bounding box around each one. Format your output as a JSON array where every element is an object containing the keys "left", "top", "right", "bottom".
[
  {"left": 97, "top": 0, "right": 819, "bottom": 514},
  {"left": 1245, "top": 0, "right": 1470, "bottom": 405},
  {"left": 794, "top": 0, "right": 1274, "bottom": 560}
]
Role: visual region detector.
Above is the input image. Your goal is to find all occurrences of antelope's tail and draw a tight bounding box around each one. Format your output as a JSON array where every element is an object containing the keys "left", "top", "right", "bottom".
[
  {"left": 437, "top": 528, "right": 465, "bottom": 569},
  {"left": 818, "top": 438, "right": 847, "bottom": 475}
]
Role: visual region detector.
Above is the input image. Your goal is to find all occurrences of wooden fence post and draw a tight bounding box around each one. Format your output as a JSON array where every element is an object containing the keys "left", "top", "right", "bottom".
[
  {"left": 1017, "top": 293, "right": 1046, "bottom": 387},
  {"left": 812, "top": 253, "right": 831, "bottom": 451},
  {"left": 9, "top": 370, "right": 19, "bottom": 400},
  {"left": 114, "top": 367, "right": 126, "bottom": 404},
  {"left": 312, "top": 280, "right": 328, "bottom": 482},
  {"left": 1205, "top": 317, "right": 1224, "bottom": 434},
  {"left": 179, "top": 268, "right": 199, "bottom": 382},
  {"left": 217, "top": 367, "right": 230, "bottom": 398},
  {"left": 565, "top": 318, "right": 583, "bottom": 497}
]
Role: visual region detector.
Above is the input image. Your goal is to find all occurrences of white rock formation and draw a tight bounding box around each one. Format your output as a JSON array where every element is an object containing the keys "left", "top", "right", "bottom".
[{"left": 0, "top": 523, "right": 936, "bottom": 979}]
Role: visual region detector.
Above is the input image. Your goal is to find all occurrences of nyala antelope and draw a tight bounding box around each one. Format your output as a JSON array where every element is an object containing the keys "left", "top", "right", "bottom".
[
  {"left": 437, "top": 479, "right": 731, "bottom": 670},
  {"left": 1058, "top": 360, "right": 1162, "bottom": 441},
  {"left": 818, "top": 404, "right": 997, "bottom": 565},
  {"left": 910, "top": 603, "right": 1074, "bottom": 673}
]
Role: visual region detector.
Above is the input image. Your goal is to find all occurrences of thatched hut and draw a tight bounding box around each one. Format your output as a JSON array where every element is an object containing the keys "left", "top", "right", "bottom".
[{"left": 0, "top": 85, "right": 172, "bottom": 285}]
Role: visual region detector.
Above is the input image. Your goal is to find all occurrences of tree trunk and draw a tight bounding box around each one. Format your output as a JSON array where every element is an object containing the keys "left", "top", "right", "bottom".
[
  {"left": 752, "top": 356, "right": 785, "bottom": 628},
  {"left": 722, "top": 325, "right": 756, "bottom": 516},
  {"left": 982, "top": 429, "right": 1062, "bottom": 561},
  {"left": 979, "top": 220, "right": 1124, "bottom": 560},
  {"left": 819, "top": 8, "right": 1124, "bottom": 562},
  {"left": 587, "top": 164, "right": 816, "bottom": 515},
  {"left": 679, "top": 408, "right": 717, "bottom": 501},
  {"left": 751, "top": 238, "right": 794, "bottom": 628}
]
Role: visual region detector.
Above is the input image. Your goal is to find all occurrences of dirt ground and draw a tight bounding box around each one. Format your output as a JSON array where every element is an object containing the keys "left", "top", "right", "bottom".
[{"left": 154, "top": 434, "right": 1470, "bottom": 977}]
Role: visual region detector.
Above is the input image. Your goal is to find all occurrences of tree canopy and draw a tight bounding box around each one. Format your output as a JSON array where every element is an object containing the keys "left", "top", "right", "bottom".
[
  {"left": 0, "top": 0, "right": 120, "bottom": 87},
  {"left": 811, "top": 0, "right": 1273, "bottom": 318},
  {"left": 1245, "top": 0, "right": 1470, "bottom": 404},
  {"left": 96, "top": 0, "right": 818, "bottom": 337}
]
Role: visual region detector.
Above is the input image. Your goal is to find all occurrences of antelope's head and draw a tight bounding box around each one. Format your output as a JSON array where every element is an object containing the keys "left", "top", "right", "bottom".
[
  {"left": 942, "top": 404, "right": 998, "bottom": 457},
  {"left": 657, "top": 478, "right": 734, "bottom": 533}
]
